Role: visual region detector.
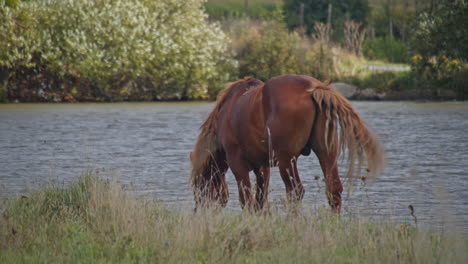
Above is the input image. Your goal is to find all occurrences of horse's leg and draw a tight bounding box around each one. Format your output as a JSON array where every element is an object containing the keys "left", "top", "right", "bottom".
[
  {"left": 254, "top": 166, "right": 270, "bottom": 211},
  {"left": 226, "top": 150, "right": 254, "bottom": 210},
  {"left": 311, "top": 112, "right": 343, "bottom": 213},
  {"left": 267, "top": 128, "right": 306, "bottom": 204},
  {"left": 277, "top": 156, "right": 304, "bottom": 203},
  {"left": 318, "top": 155, "right": 342, "bottom": 213},
  {"left": 265, "top": 97, "right": 314, "bottom": 206}
]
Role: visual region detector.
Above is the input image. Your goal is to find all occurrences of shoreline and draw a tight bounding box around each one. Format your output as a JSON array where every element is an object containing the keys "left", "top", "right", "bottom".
[
  {"left": 2, "top": 82, "right": 465, "bottom": 103},
  {"left": 2, "top": 98, "right": 466, "bottom": 104}
]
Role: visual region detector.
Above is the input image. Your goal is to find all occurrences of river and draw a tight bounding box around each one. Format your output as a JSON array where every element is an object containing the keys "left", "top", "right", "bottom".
[{"left": 0, "top": 102, "right": 467, "bottom": 232}]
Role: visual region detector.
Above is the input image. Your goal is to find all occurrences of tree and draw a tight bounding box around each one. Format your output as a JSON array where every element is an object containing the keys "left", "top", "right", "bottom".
[
  {"left": 283, "top": 0, "right": 369, "bottom": 40},
  {"left": 410, "top": 0, "right": 468, "bottom": 60}
]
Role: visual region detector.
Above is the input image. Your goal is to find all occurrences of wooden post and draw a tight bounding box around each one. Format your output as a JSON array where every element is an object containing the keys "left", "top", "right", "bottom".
[
  {"left": 300, "top": 3, "right": 304, "bottom": 31},
  {"left": 387, "top": 0, "right": 393, "bottom": 38},
  {"left": 245, "top": 0, "right": 249, "bottom": 17},
  {"left": 389, "top": 17, "right": 393, "bottom": 38},
  {"left": 327, "top": 3, "right": 332, "bottom": 27},
  {"left": 401, "top": 0, "right": 409, "bottom": 42}
]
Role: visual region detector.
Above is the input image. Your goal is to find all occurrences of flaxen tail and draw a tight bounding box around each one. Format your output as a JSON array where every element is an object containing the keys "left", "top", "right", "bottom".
[{"left": 307, "top": 84, "right": 385, "bottom": 179}]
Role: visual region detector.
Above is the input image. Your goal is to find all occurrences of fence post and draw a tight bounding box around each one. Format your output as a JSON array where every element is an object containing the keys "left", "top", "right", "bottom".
[
  {"left": 245, "top": 0, "right": 249, "bottom": 17},
  {"left": 300, "top": 3, "right": 304, "bottom": 31}
]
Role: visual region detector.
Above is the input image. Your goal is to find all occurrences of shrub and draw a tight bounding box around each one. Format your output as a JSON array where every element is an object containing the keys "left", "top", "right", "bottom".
[
  {"left": 0, "top": 0, "right": 235, "bottom": 101},
  {"left": 227, "top": 19, "right": 344, "bottom": 82},
  {"left": 410, "top": 0, "right": 468, "bottom": 60},
  {"left": 0, "top": 1, "right": 39, "bottom": 70},
  {"left": 350, "top": 71, "right": 409, "bottom": 93},
  {"left": 363, "top": 37, "right": 408, "bottom": 63},
  {"left": 230, "top": 20, "right": 301, "bottom": 80},
  {"left": 409, "top": 54, "right": 466, "bottom": 99}
]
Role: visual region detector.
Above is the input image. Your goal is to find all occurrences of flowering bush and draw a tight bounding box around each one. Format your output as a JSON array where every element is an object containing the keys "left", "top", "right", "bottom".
[
  {"left": 407, "top": 54, "right": 465, "bottom": 99},
  {"left": 0, "top": 0, "right": 235, "bottom": 101},
  {"left": 411, "top": 54, "right": 462, "bottom": 82},
  {"left": 0, "top": 1, "right": 38, "bottom": 70}
]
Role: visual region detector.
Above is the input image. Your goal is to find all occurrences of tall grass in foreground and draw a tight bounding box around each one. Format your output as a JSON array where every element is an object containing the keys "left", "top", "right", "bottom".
[{"left": 1, "top": 173, "right": 466, "bottom": 263}]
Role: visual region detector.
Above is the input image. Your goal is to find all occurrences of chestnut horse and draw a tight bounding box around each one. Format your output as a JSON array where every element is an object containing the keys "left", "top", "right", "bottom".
[{"left": 190, "top": 75, "right": 384, "bottom": 212}]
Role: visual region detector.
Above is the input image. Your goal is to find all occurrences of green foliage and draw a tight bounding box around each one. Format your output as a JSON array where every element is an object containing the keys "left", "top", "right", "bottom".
[
  {"left": 228, "top": 19, "right": 339, "bottom": 81},
  {"left": 1, "top": 173, "right": 467, "bottom": 263},
  {"left": 409, "top": 0, "right": 468, "bottom": 60},
  {"left": 366, "top": 1, "right": 416, "bottom": 40},
  {"left": 4, "top": 0, "right": 18, "bottom": 8},
  {"left": 283, "top": 0, "right": 369, "bottom": 39},
  {"left": 408, "top": 54, "right": 466, "bottom": 99},
  {"left": 0, "top": 0, "right": 235, "bottom": 101},
  {"left": 363, "top": 37, "right": 408, "bottom": 63},
  {"left": 231, "top": 20, "right": 300, "bottom": 80},
  {"left": 0, "top": 86, "right": 6, "bottom": 102},
  {"left": 205, "top": 0, "right": 282, "bottom": 19},
  {"left": 349, "top": 56, "right": 467, "bottom": 100},
  {"left": 0, "top": 1, "right": 38, "bottom": 70},
  {"left": 411, "top": 55, "right": 463, "bottom": 83},
  {"left": 350, "top": 71, "right": 410, "bottom": 93}
]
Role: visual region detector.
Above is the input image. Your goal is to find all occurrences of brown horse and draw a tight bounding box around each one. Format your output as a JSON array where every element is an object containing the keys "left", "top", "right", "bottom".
[{"left": 190, "top": 74, "right": 384, "bottom": 212}]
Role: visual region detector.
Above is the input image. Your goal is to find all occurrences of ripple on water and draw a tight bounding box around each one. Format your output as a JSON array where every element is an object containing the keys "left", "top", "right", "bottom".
[{"left": 0, "top": 102, "right": 467, "bottom": 232}]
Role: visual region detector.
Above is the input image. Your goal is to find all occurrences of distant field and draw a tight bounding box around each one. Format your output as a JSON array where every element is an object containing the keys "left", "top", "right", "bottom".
[
  {"left": 207, "top": 0, "right": 413, "bottom": 7},
  {"left": 205, "top": 0, "right": 283, "bottom": 18},
  {"left": 208, "top": 0, "right": 282, "bottom": 4},
  {"left": 368, "top": 0, "right": 417, "bottom": 9},
  {"left": 204, "top": 0, "right": 418, "bottom": 20},
  {"left": 205, "top": 0, "right": 417, "bottom": 14}
]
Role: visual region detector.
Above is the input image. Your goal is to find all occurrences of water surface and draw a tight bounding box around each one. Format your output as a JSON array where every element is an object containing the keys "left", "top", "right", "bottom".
[{"left": 1, "top": 102, "right": 467, "bottom": 232}]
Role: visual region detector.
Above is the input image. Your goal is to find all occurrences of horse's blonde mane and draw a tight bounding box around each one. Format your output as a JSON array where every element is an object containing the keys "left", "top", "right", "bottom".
[{"left": 190, "top": 78, "right": 254, "bottom": 187}]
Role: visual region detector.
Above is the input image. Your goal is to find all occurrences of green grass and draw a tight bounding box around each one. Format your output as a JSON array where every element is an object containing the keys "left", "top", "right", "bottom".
[{"left": 1, "top": 172, "right": 467, "bottom": 263}]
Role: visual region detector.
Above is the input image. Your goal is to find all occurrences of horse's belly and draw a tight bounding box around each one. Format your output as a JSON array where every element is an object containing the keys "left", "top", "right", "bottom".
[{"left": 241, "top": 140, "right": 271, "bottom": 169}]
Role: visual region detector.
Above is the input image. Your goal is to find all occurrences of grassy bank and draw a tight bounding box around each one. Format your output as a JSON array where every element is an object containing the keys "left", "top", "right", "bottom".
[{"left": 1, "top": 173, "right": 466, "bottom": 263}]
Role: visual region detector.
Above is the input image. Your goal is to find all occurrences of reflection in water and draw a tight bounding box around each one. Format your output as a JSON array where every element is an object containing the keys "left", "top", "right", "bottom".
[{"left": 0, "top": 102, "right": 467, "bottom": 232}]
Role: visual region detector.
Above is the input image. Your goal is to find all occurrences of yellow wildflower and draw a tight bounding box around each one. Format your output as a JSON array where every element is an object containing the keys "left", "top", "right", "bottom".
[{"left": 411, "top": 54, "right": 422, "bottom": 65}]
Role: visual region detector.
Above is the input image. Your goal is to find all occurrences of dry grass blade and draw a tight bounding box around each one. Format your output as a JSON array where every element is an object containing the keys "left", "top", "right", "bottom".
[{"left": 0, "top": 172, "right": 466, "bottom": 263}]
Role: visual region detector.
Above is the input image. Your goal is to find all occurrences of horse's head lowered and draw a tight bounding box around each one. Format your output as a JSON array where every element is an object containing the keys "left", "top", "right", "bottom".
[{"left": 190, "top": 77, "right": 264, "bottom": 208}]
